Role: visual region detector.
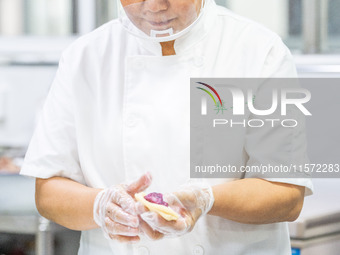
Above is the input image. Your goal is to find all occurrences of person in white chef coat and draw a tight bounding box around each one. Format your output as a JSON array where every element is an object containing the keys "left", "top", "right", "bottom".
[{"left": 21, "top": 0, "right": 313, "bottom": 254}]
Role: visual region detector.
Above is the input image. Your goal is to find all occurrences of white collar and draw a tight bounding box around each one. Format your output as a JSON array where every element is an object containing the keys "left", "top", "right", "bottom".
[{"left": 132, "top": 0, "right": 218, "bottom": 56}]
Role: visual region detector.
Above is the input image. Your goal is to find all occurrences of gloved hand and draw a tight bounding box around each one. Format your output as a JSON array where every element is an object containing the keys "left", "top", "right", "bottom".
[
  {"left": 140, "top": 182, "right": 214, "bottom": 237},
  {"left": 93, "top": 172, "right": 152, "bottom": 242}
]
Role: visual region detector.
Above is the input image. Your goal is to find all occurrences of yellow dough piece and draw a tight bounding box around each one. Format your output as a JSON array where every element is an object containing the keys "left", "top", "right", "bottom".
[{"left": 135, "top": 192, "right": 179, "bottom": 221}]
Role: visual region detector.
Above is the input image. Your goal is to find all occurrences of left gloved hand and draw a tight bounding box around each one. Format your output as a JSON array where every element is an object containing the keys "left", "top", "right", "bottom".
[{"left": 140, "top": 182, "right": 214, "bottom": 237}]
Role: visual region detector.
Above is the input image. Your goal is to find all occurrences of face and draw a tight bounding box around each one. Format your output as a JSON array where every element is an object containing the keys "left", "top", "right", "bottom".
[{"left": 121, "top": 0, "right": 202, "bottom": 36}]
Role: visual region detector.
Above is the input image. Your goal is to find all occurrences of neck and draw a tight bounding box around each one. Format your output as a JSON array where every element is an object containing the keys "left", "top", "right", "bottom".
[{"left": 160, "top": 41, "right": 176, "bottom": 56}]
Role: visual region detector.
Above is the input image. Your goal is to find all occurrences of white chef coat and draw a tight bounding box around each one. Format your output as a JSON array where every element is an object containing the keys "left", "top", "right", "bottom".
[{"left": 21, "top": 0, "right": 313, "bottom": 254}]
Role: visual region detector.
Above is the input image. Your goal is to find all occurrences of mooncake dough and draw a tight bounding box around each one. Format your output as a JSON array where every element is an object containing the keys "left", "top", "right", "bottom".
[{"left": 135, "top": 192, "right": 179, "bottom": 221}]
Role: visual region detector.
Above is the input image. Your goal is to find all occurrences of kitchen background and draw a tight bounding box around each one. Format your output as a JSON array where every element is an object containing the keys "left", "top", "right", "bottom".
[{"left": 0, "top": 0, "right": 339, "bottom": 254}]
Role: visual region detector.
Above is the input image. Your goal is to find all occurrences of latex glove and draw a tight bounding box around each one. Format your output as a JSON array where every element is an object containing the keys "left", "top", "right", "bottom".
[
  {"left": 138, "top": 216, "right": 165, "bottom": 241},
  {"left": 140, "top": 182, "right": 214, "bottom": 237},
  {"left": 93, "top": 173, "right": 152, "bottom": 242}
]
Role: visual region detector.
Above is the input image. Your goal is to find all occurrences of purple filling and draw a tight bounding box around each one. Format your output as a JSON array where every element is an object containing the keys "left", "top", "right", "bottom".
[{"left": 144, "top": 192, "right": 168, "bottom": 207}]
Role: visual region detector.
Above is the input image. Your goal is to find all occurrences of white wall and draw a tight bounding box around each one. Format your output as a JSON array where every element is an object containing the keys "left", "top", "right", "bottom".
[{"left": 0, "top": 65, "right": 57, "bottom": 146}]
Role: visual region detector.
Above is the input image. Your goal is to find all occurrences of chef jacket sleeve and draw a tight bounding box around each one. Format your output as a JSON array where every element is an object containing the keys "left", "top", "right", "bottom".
[
  {"left": 20, "top": 53, "right": 86, "bottom": 185},
  {"left": 244, "top": 38, "right": 313, "bottom": 196}
]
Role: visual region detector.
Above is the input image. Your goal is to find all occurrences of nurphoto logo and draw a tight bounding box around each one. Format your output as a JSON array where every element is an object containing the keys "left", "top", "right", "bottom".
[
  {"left": 195, "top": 80, "right": 311, "bottom": 128},
  {"left": 190, "top": 78, "right": 340, "bottom": 179},
  {"left": 196, "top": 81, "right": 311, "bottom": 116}
]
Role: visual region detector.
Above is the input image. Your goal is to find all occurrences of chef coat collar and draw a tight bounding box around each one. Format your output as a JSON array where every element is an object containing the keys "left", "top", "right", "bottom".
[{"left": 134, "top": 0, "right": 218, "bottom": 56}]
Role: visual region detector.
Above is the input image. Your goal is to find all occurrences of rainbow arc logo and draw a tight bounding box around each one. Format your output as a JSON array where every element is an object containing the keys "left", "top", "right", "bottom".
[
  {"left": 196, "top": 82, "right": 223, "bottom": 106},
  {"left": 196, "top": 82, "right": 226, "bottom": 114}
]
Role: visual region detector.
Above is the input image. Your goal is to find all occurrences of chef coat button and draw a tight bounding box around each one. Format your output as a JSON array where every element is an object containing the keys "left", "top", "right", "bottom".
[
  {"left": 194, "top": 56, "right": 205, "bottom": 67},
  {"left": 137, "top": 246, "right": 150, "bottom": 255},
  {"left": 192, "top": 245, "right": 204, "bottom": 255}
]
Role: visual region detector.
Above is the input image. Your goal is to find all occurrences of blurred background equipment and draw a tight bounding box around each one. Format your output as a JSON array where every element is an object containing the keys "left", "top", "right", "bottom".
[
  {"left": 0, "top": 171, "right": 81, "bottom": 255},
  {"left": 290, "top": 179, "right": 340, "bottom": 255},
  {"left": 0, "top": 0, "right": 339, "bottom": 53}
]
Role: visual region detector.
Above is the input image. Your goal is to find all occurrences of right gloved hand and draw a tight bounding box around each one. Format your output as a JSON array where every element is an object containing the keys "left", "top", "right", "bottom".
[
  {"left": 93, "top": 172, "right": 152, "bottom": 243},
  {"left": 140, "top": 182, "right": 214, "bottom": 238}
]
